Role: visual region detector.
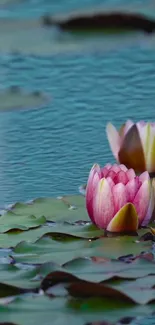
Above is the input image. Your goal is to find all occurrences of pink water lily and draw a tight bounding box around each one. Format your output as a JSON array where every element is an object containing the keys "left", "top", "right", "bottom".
[
  {"left": 106, "top": 120, "right": 155, "bottom": 173},
  {"left": 86, "top": 163, "right": 154, "bottom": 232}
]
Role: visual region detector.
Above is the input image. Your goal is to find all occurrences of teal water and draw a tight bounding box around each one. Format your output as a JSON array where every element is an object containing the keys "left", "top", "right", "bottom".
[{"left": 0, "top": 0, "right": 155, "bottom": 207}]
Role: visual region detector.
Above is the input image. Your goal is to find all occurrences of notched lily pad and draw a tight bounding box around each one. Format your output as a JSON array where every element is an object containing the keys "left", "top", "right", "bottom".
[
  {"left": 42, "top": 266, "right": 155, "bottom": 304},
  {"left": 12, "top": 236, "right": 96, "bottom": 265},
  {"left": 41, "top": 255, "right": 155, "bottom": 286},
  {"left": 0, "top": 262, "right": 60, "bottom": 294},
  {"left": 0, "top": 211, "right": 46, "bottom": 233},
  {"left": 90, "top": 236, "right": 152, "bottom": 259},
  {"left": 10, "top": 195, "right": 90, "bottom": 223},
  {"left": 0, "top": 87, "right": 49, "bottom": 112},
  {"left": 0, "top": 294, "right": 154, "bottom": 325}
]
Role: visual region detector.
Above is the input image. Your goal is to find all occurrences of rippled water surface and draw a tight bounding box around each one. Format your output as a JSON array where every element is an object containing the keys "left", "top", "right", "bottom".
[{"left": 0, "top": 0, "right": 155, "bottom": 209}]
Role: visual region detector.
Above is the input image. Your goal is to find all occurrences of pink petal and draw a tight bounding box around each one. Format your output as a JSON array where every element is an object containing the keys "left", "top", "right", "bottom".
[
  {"left": 142, "top": 187, "right": 155, "bottom": 226},
  {"left": 101, "top": 164, "right": 113, "bottom": 177},
  {"left": 104, "top": 163, "right": 112, "bottom": 170},
  {"left": 106, "top": 170, "right": 117, "bottom": 181},
  {"left": 139, "top": 171, "right": 149, "bottom": 183},
  {"left": 114, "top": 170, "right": 128, "bottom": 185},
  {"left": 106, "top": 123, "right": 121, "bottom": 160},
  {"left": 133, "top": 180, "right": 150, "bottom": 224},
  {"left": 106, "top": 177, "right": 115, "bottom": 188},
  {"left": 119, "top": 164, "right": 128, "bottom": 172},
  {"left": 110, "top": 164, "right": 121, "bottom": 173},
  {"left": 101, "top": 167, "right": 110, "bottom": 177},
  {"left": 138, "top": 120, "right": 146, "bottom": 126},
  {"left": 86, "top": 164, "right": 101, "bottom": 223},
  {"left": 112, "top": 183, "right": 128, "bottom": 214},
  {"left": 126, "top": 168, "right": 136, "bottom": 181},
  {"left": 93, "top": 178, "right": 114, "bottom": 229},
  {"left": 126, "top": 178, "right": 139, "bottom": 202}
]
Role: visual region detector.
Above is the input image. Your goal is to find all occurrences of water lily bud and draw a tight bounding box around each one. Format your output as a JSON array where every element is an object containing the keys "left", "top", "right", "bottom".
[{"left": 106, "top": 120, "right": 155, "bottom": 174}]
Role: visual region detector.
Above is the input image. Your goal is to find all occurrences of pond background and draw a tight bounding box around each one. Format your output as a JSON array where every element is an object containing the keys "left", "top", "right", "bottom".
[{"left": 0, "top": 0, "right": 155, "bottom": 210}]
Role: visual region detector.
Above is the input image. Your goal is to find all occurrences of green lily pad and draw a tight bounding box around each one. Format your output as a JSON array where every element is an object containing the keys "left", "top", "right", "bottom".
[
  {"left": 0, "top": 227, "right": 51, "bottom": 248},
  {"left": 63, "top": 256, "right": 155, "bottom": 281},
  {"left": 13, "top": 237, "right": 95, "bottom": 265},
  {"left": 12, "top": 233, "right": 152, "bottom": 267},
  {"left": 0, "top": 223, "right": 103, "bottom": 248},
  {"left": 90, "top": 236, "right": 151, "bottom": 259},
  {"left": 0, "top": 211, "right": 46, "bottom": 233},
  {"left": 10, "top": 196, "right": 89, "bottom": 223},
  {"left": 0, "top": 262, "right": 61, "bottom": 295},
  {"left": 0, "top": 192, "right": 155, "bottom": 323},
  {"left": 0, "top": 294, "right": 155, "bottom": 325}
]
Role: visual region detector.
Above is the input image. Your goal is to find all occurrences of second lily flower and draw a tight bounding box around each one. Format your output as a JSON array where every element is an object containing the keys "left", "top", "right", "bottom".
[{"left": 106, "top": 120, "right": 155, "bottom": 173}]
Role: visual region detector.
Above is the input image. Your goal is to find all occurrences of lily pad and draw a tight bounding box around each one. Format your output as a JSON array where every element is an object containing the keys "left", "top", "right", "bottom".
[
  {"left": 0, "top": 193, "right": 155, "bottom": 323},
  {"left": 0, "top": 211, "right": 46, "bottom": 233},
  {"left": 0, "top": 294, "right": 155, "bottom": 325},
  {"left": 0, "top": 227, "right": 52, "bottom": 248},
  {"left": 90, "top": 236, "right": 151, "bottom": 259},
  {"left": 42, "top": 11, "right": 155, "bottom": 34},
  {"left": 63, "top": 256, "right": 155, "bottom": 281},
  {"left": 13, "top": 237, "right": 95, "bottom": 265},
  {"left": 0, "top": 262, "right": 60, "bottom": 294},
  {"left": 12, "top": 233, "right": 152, "bottom": 266},
  {"left": 0, "top": 87, "right": 49, "bottom": 112},
  {"left": 0, "top": 16, "right": 150, "bottom": 56},
  {"left": 0, "top": 223, "right": 103, "bottom": 248},
  {"left": 9, "top": 195, "right": 90, "bottom": 223}
]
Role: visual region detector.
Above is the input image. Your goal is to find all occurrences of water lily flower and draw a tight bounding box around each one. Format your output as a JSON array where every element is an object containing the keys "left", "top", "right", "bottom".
[
  {"left": 106, "top": 120, "right": 155, "bottom": 173},
  {"left": 86, "top": 163, "right": 154, "bottom": 232}
]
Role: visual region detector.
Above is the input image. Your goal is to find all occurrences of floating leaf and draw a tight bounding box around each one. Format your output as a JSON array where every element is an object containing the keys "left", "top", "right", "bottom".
[
  {"left": 13, "top": 237, "right": 95, "bottom": 265},
  {"left": 42, "top": 12, "right": 155, "bottom": 34},
  {"left": 10, "top": 196, "right": 89, "bottom": 223},
  {"left": 0, "top": 227, "right": 52, "bottom": 248},
  {"left": 90, "top": 236, "right": 152, "bottom": 259},
  {"left": 0, "top": 262, "right": 61, "bottom": 295},
  {"left": 0, "top": 223, "right": 101, "bottom": 249},
  {"left": 0, "top": 211, "right": 46, "bottom": 233},
  {"left": 0, "top": 16, "right": 151, "bottom": 56},
  {"left": 63, "top": 256, "right": 155, "bottom": 281},
  {"left": 0, "top": 87, "right": 49, "bottom": 112},
  {"left": 0, "top": 193, "right": 155, "bottom": 322},
  {"left": 0, "top": 294, "right": 155, "bottom": 325},
  {"left": 41, "top": 260, "right": 155, "bottom": 304}
]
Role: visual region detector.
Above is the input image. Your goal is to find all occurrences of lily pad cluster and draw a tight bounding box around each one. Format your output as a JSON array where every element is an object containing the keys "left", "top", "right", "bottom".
[{"left": 0, "top": 195, "right": 155, "bottom": 324}]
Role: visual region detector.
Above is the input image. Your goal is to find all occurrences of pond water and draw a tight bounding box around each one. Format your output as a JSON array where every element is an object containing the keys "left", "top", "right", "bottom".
[{"left": 0, "top": 0, "right": 155, "bottom": 209}]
